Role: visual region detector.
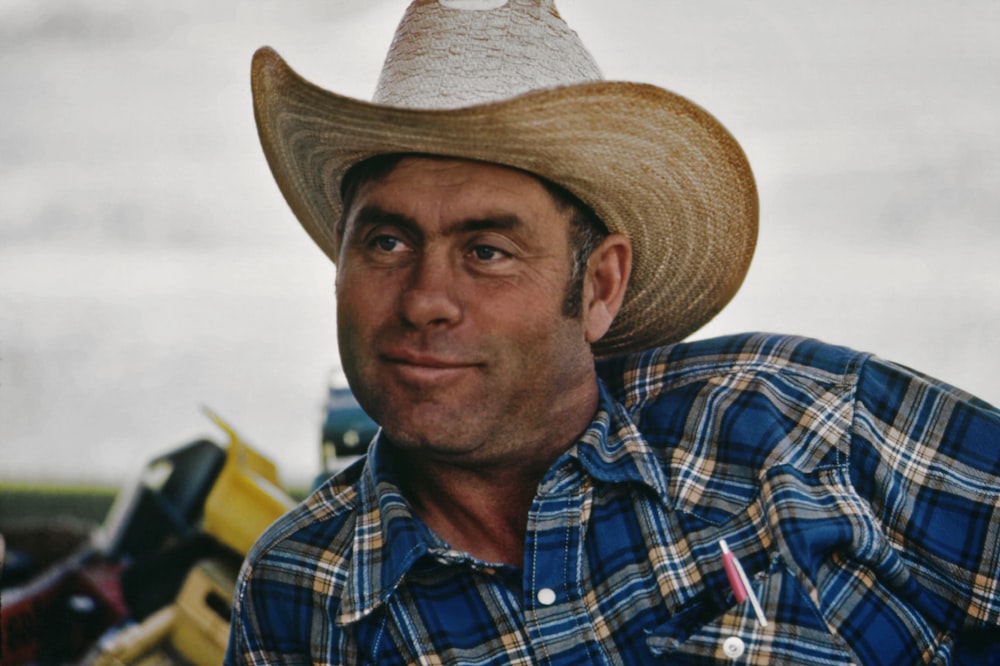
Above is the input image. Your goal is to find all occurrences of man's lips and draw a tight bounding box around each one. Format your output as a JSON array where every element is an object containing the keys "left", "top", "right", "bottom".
[{"left": 379, "top": 350, "right": 482, "bottom": 382}]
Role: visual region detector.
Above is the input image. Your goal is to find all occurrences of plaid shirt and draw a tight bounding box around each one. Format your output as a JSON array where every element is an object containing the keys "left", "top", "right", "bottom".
[{"left": 227, "top": 333, "right": 1000, "bottom": 665}]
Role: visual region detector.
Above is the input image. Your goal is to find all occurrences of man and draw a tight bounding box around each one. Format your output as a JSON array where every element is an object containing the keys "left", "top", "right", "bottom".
[{"left": 228, "top": 1, "right": 1000, "bottom": 663}]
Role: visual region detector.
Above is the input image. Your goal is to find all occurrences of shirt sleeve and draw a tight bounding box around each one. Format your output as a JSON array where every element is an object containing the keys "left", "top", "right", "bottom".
[
  {"left": 225, "top": 558, "right": 314, "bottom": 666},
  {"left": 225, "top": 564, "right": 261, "bottom": 666},
  {"left": 848, "top": 354, "right": 1000, "bottom": 631}
]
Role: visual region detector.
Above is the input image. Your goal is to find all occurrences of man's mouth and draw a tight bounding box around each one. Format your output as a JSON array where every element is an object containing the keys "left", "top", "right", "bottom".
[{"left": 380, "top": 349, "right": 482, "bottom": 383}]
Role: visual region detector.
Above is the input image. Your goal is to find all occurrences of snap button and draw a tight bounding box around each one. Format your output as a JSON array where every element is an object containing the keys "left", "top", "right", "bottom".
[
  {"left": 536, "top": 588, "right": 556, "bottom": 606},
  {"left": 722, "top": 636, "right": 745, "bottom": 659}
]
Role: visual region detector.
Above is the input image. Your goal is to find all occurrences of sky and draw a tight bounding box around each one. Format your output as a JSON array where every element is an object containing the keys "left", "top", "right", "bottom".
[{"left": 1, "top": 0, "right": 998, "bottom": 487}]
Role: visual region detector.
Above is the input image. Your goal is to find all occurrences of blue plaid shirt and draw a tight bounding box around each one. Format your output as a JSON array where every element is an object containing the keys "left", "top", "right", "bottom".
[{"left": 227, "top": 334, "right": 1000, "bottom": 665}]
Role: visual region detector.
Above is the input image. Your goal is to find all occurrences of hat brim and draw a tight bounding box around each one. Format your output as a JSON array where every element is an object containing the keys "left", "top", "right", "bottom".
[{"left": 251, "top": 46, "right": 757, "bottom": 356}]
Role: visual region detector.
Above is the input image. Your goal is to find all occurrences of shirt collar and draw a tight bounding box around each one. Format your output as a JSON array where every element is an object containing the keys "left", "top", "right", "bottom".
[
  {"left": 336, "top": 434, "right": 438, "bottom": 624},
  {"left": 336, "top": 381, "right": 670, "bottom": 624},
  {"left": 562, "top": 379, "right": 670, "bottom": 498}
]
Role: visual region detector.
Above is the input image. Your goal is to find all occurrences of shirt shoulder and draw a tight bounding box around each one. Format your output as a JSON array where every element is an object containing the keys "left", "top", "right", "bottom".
[
  {"left": 246, "top": 457, "right": 365, "bottom": 568},
  {"left": 598, "top": 332, "right": 1000, "bottom": 634},
  {"left": 598, "top": 332, "right": 864, "bottom": 406},
  {"left": 597, "top": 331, "right": 869, "bottom": 467},
  {"left": 229, "top": 459, "right": 367, "bottom": 659},
  {"left": 595, "top": 333, "right": 864, "bottom": 524}
]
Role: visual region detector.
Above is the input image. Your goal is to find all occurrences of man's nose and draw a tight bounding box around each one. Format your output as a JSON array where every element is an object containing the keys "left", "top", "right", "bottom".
[{"left": 398, "top": 254, "right": 462, "bottom": 329}]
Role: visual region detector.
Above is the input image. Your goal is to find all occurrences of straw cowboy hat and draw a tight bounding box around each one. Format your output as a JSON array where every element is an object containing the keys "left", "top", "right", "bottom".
[{"left": 251, "top": 0, "right": 758, "bottom": 356}]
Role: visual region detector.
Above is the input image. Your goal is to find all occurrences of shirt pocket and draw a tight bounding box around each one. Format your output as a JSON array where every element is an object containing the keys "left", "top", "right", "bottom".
[{"left": 644, "top": 559, "right": 857, "bottom": 665}]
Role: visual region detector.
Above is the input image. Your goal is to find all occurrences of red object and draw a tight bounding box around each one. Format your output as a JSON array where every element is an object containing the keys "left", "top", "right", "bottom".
[
  {"left": 719, "top": 540, "right": 748, "bottom": 604},
  {"left": 1, "top": 555, "right": 128, "bottom": 665}
]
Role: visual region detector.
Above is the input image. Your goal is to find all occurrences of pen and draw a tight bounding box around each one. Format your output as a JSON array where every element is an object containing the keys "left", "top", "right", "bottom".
[{"left": 719, "top": 539, "right": 768, "bottom": 627}]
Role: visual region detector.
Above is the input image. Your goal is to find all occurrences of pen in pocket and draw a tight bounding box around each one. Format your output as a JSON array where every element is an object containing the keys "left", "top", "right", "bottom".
[{"left": 719, "top": 539, "right": 768, "bottom": 627}]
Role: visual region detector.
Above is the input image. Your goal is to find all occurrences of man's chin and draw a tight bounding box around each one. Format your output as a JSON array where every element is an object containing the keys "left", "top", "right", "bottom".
[{"left": 379, "top": 418, "right": 493, "bottom": 463}]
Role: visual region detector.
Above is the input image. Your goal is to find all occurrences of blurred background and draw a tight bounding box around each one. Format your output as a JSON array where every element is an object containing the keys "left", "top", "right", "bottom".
[{"left": 2, "top": 0, "right": 998, "bottom": 489}]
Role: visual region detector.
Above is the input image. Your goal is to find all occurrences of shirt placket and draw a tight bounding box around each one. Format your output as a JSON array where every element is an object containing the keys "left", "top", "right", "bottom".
[{"left": 522, "top": 472, "right": 614, "bottom": 666}]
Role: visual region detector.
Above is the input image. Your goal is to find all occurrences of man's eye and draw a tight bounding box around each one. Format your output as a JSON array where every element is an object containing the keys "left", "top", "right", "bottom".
[
  {"left": 373, "top": 235, "right": 403, "bottom": 252},
  {"left": 472, "top": 245, "right": 505, "bottom": 261}
]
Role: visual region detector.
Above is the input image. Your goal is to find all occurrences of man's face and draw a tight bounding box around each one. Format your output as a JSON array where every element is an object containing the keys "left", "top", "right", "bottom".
[{"left": 335, "top": 157, "right": 600, "bottom": 467}]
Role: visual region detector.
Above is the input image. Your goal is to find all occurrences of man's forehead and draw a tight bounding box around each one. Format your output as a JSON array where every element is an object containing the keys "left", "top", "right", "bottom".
[
  {"left": 360, "top": 155, "right": 545, "bottom": 190},
  {"left": 345, "top": 155, "right": 564, "bottom": 220}
]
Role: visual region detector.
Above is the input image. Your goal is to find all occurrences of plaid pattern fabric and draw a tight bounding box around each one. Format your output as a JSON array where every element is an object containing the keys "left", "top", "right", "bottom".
[{"left": 227, "top": 333, "right": 1000, "bottom": 665}]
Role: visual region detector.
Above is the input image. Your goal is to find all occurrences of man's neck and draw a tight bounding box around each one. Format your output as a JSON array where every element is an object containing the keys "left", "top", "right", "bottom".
[
  {"left": 403, "top": 463, "right": 539, "bottom": 566},
  {"left": 391, "top": 420, "right": 593, "bottom": 567}
]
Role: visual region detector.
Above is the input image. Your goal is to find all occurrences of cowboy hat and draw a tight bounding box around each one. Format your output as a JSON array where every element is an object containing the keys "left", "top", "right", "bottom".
[{"left": 250, "top": 0, "right": 758, "bottom": 356}]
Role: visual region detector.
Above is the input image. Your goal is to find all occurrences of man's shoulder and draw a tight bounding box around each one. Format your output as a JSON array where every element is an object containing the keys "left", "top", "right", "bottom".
[
  {"left": 596, "top": 332, "right": 865, "bottom": 524},
  {"left": 242, "top": 457, "right": 367, "bottom": 586},
  {"left": 228, "top": 459, "right": 371, "bottom": 658},
  {"left": 598, "top": 332, "right": 865, "bottom": 407}
]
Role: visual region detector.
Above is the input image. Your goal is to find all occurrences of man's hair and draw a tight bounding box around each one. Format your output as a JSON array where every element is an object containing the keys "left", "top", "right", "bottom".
[{"left": 337, "top": 154, "right": 608, "bottom": 318}]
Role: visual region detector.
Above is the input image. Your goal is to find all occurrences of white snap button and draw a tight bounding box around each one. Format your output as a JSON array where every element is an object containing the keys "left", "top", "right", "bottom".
[
  {"left": 722, "top": 636, "right": 745, "bottom": 659},
  {"left": 536, "top": 588, "right": 556, "bottom": 606}
]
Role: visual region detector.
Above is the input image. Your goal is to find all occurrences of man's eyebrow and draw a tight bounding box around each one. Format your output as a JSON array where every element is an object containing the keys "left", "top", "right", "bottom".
[
  {"left": 349, "top": 205, "right": 523, "bottom": 236},
  {"left": 452, "top": 215, "right": 521, "bottom": 235},
  {"left": 349, "top": 205, "right": 415, "bottom": 231}
]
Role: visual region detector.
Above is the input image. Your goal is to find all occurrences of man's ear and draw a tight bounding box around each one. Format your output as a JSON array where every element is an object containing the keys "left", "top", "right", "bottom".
[{"left": 582, "top": 234, "right": 632, "bottom": 343}]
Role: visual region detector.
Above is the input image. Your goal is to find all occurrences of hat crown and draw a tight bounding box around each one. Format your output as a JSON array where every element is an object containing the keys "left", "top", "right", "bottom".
[{"left": 373, "top": 0, "right": 602, "bottom": 109}]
